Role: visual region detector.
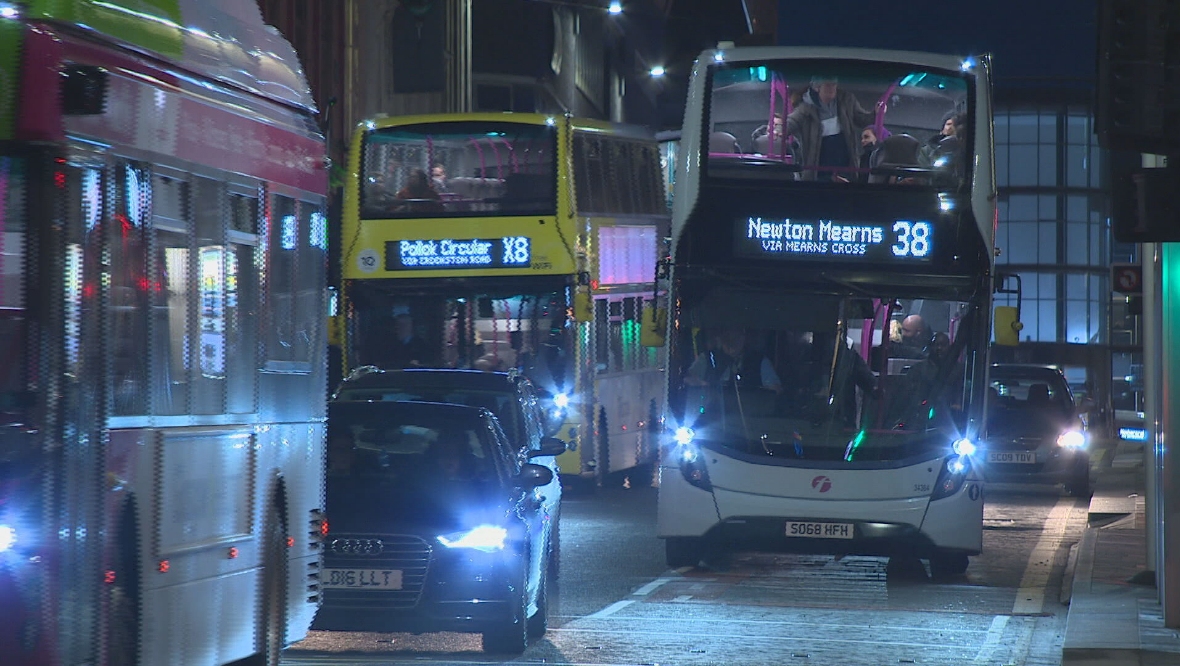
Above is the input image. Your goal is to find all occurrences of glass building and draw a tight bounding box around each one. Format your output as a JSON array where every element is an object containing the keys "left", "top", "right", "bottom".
[{"left": 989, "top": 85, "right": 1138, "bottom": 437}]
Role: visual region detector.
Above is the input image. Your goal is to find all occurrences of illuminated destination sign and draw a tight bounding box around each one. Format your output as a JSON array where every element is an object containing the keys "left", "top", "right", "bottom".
[
  {"left": 386, "top": 236, "right": 532, "bottom": 270},
  {"left": 735, "top": 217, "right": 934, "bottom": 262}
]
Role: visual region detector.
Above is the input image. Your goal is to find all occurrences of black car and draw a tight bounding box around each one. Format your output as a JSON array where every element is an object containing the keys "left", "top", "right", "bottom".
[
  {"left": 333, "top": 367, "right": 565, "bottom": 570},
  {"left": 314, "top": 400, "right": 558, "bottom": 653},
  {"left": 979, "top": 364, "right": 1090, "bottom": 496}
]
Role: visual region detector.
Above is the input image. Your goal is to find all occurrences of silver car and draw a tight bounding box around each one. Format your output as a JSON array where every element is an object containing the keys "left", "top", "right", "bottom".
[{"left": 978, "top": 364, "right": 1090, "bottom": 497}]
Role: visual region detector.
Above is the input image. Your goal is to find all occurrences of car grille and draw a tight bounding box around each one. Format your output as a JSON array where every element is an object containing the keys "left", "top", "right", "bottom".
[{"left": 323, "top": 533, "right": 432, "bottom": 610}]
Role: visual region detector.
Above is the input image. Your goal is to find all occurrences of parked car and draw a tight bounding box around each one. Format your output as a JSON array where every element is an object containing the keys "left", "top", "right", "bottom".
[
  {"left": 333, "top": 367, "right": 564, "bottom": 571},
  {"left": 314, "top": 400, "right": 563, "bottom": 653},
  {"left": 979, "top": 364, "right": 1090, "bottom": 496}
]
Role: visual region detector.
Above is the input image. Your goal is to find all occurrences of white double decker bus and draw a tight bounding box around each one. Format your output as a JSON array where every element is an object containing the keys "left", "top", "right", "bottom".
[{"left": 654, "top": 47, "right": 996, "bottom": 576}]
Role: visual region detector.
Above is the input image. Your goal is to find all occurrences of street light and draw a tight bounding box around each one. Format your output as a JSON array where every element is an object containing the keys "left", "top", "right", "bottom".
[
  {"left": 608, "top": 1, "right": 622, "bottom": 14},
  {"left": 649, "top": 65, "right": 665, "bottom": 77}
]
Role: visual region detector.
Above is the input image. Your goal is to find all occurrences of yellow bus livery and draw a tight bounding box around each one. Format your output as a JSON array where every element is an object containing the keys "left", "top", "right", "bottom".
[{"left": 338, "top": 112, "right": 669, "bottom": 484}]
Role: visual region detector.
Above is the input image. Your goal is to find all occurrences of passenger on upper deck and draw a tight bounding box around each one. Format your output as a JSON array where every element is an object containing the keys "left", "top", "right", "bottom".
[
  {"left": 396, "top": 169, "right": 445, "bottom": 214},
  {"left": 921, "top": 112, "right": 967, "bottom": 173},
  {"left": 431, "top": 163, "right": 450, "bottom": 194},
  {"left": 858, "top": 126, "right": 879, "bottom": 183},
  {"left": 783, "top": 76, "right": 877, "bottom": 181}
]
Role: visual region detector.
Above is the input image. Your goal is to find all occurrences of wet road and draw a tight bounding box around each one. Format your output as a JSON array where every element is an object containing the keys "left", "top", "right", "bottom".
[{"left": 283, "top": 479, "right": 1089, "bottom": 666}]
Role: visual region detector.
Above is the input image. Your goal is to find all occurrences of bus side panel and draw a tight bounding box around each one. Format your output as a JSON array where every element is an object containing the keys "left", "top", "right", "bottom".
[
  {"left": 919, "top": 476, "right": 984, "bottom": 554},
  {"left": 596, "top": 368, "right": 664, "bottom": 475},
  {"left": 655, "top": 466, "right": 722, "bottom": 538},
  {"left": 140, "top": 569, "right": 258, "bottom": 665}
]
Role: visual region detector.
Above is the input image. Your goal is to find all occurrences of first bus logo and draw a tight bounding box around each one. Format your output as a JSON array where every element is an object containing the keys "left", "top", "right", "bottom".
[{"left": 811, "top": 475, "right": 832, "bottom": 493}]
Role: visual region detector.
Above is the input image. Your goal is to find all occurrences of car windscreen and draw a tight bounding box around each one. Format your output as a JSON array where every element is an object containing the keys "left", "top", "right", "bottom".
[
  {"left": 334, "top": 387, "right": 525, "bottom": 444},
  {"left": 326, "top": 402, "right": 500, "bottom": 484},
  {"left": 987, "top": 372, "right": 1074, "bottom": 434}
]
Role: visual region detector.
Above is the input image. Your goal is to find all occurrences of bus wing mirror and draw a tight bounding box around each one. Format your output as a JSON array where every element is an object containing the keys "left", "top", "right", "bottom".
[
  {"left": 640, "top": 304, "right": 666, "bottom": 348},
  {"left": 993, "top": 305, "right": 1022, "bottom": 346}
]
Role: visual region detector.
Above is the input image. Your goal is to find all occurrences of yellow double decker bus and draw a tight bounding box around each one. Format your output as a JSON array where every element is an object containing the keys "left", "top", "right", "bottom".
[{"left": 337, "top": 113, "right": 668, "bottom": 485}]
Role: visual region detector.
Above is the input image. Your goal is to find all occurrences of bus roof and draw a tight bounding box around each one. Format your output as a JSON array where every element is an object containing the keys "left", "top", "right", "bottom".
[
  {"left": 697, "top": 45, "right": 988, "bottom": 75},
  {"left": 21, "top": 0, "right": 317, "bottom": 113},
  {"left": 357, "top": 112, "right": 657, "bottom": 141}
]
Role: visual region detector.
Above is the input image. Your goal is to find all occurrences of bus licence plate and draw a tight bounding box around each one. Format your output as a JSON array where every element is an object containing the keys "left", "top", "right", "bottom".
[
  {"left": 323, "top": 568, "right": 403, "bottom": 590},
  {"left": 987, "top": 451, "right": 1035, "bottom": 464},
  {"left": 785, "top": 521, "right": 854, "bottom": 539}
]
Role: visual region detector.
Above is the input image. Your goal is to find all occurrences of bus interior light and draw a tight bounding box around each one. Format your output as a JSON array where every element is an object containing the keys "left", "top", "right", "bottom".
[
  {"left": 713, "top": 52, "right": 725, "bottom": 62},
  {"left": 961, "top": 57, "right": 977, "bottom": 71}
]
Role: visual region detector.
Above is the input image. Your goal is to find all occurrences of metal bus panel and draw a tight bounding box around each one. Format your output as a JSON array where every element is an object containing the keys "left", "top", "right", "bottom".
[{"left": 1, "top": 9, "right": 328, "bottom": 665}]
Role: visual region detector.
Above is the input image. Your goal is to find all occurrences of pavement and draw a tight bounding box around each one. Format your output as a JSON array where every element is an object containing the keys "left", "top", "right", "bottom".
[{"left": 1061, "top": 439, "right": 1180, "bottom": 665}]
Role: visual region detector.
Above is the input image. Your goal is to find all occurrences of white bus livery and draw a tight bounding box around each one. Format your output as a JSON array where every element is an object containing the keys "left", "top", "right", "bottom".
[{"left": 655, "top": 47, "right": 996, "bottom": 576}]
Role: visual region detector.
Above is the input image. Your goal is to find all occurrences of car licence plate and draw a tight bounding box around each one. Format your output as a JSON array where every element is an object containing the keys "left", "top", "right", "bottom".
[
  {"left": 785, "top": 521, "right": 854, "bottom": 539},
  {"left": 323, "top": 568, "right": 403, "bottom": 590},
  {"left": 987, "top": 451, "right": 1036, "bottom": 464}
]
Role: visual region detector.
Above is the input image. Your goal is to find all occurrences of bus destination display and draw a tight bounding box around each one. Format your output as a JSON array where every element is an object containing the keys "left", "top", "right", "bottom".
[
  {"left": 735, "top": 217, "right": 933, "bottom": 263},
  {"left": 386, "top": 236, "right": 532, "bottom": 270}
]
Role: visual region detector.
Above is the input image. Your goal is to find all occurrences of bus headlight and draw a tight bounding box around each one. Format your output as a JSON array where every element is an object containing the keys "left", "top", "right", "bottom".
[
  {"left": 674, "top": 426, "right": 695, "bottom": 446},
  {"left": 436, "top": 525, "right": 508, "bottom": 553},
  {"left": 552, "top": 392, "right": 570, "bottom": 409},
  {"left": 1057, "top": 430, "right": 1086, "bottom": 450},
  {"left": 952, "top": 438, "right": 976, "bottom": 457},
  {"left": 931, "top": 455, "right": 970, "bottom": 500},
  {"left": 0, "top": 524, "right": 16, "bottom": 553}
]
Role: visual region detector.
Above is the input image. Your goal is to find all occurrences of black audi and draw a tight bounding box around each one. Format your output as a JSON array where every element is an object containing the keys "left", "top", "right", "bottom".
[{"left": 313, "top": 400, "right": 564, "bottom": 653}]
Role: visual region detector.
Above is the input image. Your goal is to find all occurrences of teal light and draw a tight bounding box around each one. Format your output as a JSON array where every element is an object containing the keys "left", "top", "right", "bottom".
[
  {"left": 928, "top": 407, "right": 936, "bottom": 420},
  {"left": 844, "top": 430, "right": 867, "bottom": 462},
  {"left": 757, "top": 66, "right": 768, "bottom": 82}
]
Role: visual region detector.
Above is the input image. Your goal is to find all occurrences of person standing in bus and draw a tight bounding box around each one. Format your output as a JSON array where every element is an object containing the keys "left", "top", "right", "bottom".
[{"left": 783, "top": 76, "right": 877, "bottom": 181}]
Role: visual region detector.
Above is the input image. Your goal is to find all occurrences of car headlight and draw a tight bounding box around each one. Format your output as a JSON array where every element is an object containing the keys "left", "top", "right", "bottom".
[
  {"left": 1057, "top": 430, "right": 1086, "bottom": 450},
  {"left": 0, "top": 524, "right": 15, "bottom": 553},
  {"left": 436, "top": 525, "right": 508, "bottom": 553}
]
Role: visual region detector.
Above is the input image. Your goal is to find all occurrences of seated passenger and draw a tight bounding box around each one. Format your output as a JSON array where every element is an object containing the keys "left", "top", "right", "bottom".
[{"left": 395, "top": 169, "right": 445, "bottom": 214}]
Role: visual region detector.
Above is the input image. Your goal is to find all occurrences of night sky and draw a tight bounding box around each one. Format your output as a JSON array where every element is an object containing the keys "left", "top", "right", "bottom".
[{"left": 776, "top": 0, "right": 1098, "bottom": 83}]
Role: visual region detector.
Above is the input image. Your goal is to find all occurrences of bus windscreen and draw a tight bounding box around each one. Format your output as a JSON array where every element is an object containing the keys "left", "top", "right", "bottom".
[
  {"left": 706, "top": 59, "right": 972, "bottom": 188},
  {"left": 361, "top": 121, "right": 557, "bottom": 219}
]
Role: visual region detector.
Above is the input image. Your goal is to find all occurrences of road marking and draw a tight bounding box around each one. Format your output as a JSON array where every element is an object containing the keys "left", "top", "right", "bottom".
[
  {"left": 551, "top": 625, "right": 983, "bottom": 649},
  {"left": 971, "top": 615, "right": 1009, "bottom": 664},
  {"left": 672, "top": 594, "right": 694, "bottom": 602},
  {"left": 1012, "top": 496, "right": 1073, "bottom": 615},
  {"left": 586, "top": 599, "right": 635, "bottom": 619},
  {"left": 633, "top": 576, "right": 675, "bottom": 596}
]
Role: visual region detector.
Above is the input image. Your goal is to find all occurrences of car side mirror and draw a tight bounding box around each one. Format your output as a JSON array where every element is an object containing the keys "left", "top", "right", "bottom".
[
  {"left": 529, "top": 437, "right": 567, "bottom": 459},
  {"left": 514, "top": 463, "right": 554, "bottom": 488}
]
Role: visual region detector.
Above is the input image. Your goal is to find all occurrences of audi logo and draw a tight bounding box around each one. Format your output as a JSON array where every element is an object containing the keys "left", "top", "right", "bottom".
[{"left": 330, "top": 538, "right": 385, "bottom": 555}]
